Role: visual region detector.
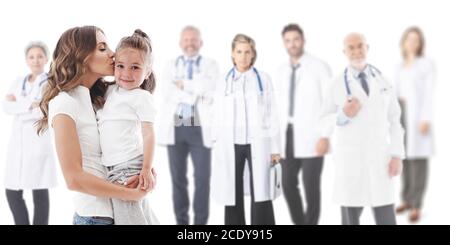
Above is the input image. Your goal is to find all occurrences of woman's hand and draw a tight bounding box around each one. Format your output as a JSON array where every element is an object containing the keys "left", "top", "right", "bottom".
[
  {"left": 125, "top": 182, "right": 148, "bottom": 201},
  {"left": 125, "top": 175, "right": 139, "bottom": 189},
  {"left": 419, "top": 121, "right": 431, "bottom": 135},
  {"left": 271, "top": 154, "right": 281, "bottom": 165}
]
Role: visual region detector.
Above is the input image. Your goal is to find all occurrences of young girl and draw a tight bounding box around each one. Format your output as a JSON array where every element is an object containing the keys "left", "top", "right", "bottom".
[{"left": 97, "top": 29, "right": 158, "bottom": 225}]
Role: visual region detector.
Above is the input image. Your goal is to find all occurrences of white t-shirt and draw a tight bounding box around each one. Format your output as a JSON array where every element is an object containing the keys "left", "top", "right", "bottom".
[
  {"left": 97, "top": 85, "right": 156, "bottom": 166},
  {"left": 48, "top": 85, "right": 113, "bottom": 218}
]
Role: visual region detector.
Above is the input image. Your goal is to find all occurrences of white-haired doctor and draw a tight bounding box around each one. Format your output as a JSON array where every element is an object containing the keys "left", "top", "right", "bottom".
[
  {"left": 319, "top": 33, "right": 405, "bottom": 225},
  {"left": 2, "top": 41, "right": 57, "bottom": 225}
]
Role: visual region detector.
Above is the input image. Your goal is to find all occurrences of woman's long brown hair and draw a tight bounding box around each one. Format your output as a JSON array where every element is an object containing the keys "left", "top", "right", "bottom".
[{"left": 36, "top": 26, "right": 108, "bottom": 135}]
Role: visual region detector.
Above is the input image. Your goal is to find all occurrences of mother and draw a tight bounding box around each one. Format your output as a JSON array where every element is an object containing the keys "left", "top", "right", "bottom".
[{"left": 37, "top": 26, "right": 147, "bottom": 225}]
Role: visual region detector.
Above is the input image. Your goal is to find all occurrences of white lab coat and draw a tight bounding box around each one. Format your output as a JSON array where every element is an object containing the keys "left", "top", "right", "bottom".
[
  {"left": 156, "top": 55, "right": 219, "bottom": 148},
  {"left": 394, "top": 57, "right": 435, "bottom": 159},
  {"left": 320, "top": 66, "right": 405, "bottom": 207},
  {"left": 276, "top": 53, "right": 333, "bottom": 158},
  {"left": 210, "top": 68, "right": 281, "bottom": 205},
  {"left": 2, "top": 73, "right": 57, "bottom": 190}
]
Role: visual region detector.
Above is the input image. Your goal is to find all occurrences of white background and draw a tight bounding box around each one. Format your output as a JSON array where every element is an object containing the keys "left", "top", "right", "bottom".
[{"left": 0, "top": 0, "right": 449, "bottom": 225}]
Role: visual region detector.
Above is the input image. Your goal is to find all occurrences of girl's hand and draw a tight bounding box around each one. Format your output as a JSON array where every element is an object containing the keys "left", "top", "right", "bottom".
[
  {"left": 139, "top": 168, "right": 156, "bottom": 191},
  {"left": 151, "top": 167, "right": 157, "bottom": 188}
]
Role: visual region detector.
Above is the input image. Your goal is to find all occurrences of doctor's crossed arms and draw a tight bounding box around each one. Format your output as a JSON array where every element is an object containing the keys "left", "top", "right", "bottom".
[
  {"left": 156, "top": 25, "right": 219, "bottom": 225},
  {"left": 2, "top": 41, "right": 58, "bottom": 225}
]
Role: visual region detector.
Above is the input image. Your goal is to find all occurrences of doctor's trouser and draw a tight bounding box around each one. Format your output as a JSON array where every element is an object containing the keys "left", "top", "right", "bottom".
[
  {"left": 401, "top": 159, "right": 428, "bottom": 209},
  {"left": 106, "top": 157, "right": 159, "bottom": 225},
  {"left": 225, "top": 144, "right": 275, "bottom": 225},
  {"left": 167, "top": 121, "right": 211, "bottom": 225},
  {"left": 5, "top": 189, "right": 49, "bottom": 225},
  {"left": 281, "top": 124, "right": 323, "bottom": 225},
  {"left": 399, "top": 100, "right": 428, "bottom": 209},
  {"left": 341, "top": 205, "right": 396, "bottom": 225}
]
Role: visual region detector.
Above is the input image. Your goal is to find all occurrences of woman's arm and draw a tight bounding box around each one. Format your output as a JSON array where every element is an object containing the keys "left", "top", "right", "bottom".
[
  {"left": 139, "top": 122, "right": 156, "bottom": 191},
  {"left": 53, "top": 114, "right": 147, "bottom": 201}
]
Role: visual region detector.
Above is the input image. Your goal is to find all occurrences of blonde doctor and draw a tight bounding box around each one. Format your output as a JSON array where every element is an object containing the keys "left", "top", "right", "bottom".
[
  {"left": 2, "top": 41, "right": 57, "bottom": 225},
  {"left": 211, "top": 34, "right": 281, "bottom": 225},
  {"left": 320, "top": 33, "right": 404, "bottom": 225}
]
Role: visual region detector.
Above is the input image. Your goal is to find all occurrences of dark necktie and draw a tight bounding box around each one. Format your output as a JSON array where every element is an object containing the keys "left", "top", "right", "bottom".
[
  {"left": 187, "top": 59, "right": 194, "bottom": 80},
  {"left": 178, "top": 58, "right": 196, "bottom": 123},
  {"left": 289, "top": 64, "right": 300, "bottom": 117},
  {"left": 358, "top": 72, "right": 370, "bottom": 96}
]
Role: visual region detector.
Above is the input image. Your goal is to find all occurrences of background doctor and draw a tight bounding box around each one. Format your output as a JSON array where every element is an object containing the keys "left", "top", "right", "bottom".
[
  {"left": 394, "top": 26, "right": 435, "bottom": 223},
  {"left": 157, "top": 26, "right": 219, "bottom": 225},
  {"left": 211, "top": 34, "right": 281, "bottom": 225},
  {"left": 320, "top": 33, "right": 405, "bottom": 225},
  {"left": 2, "top": 41, "right": 57, "bottom": 225},
  {"left": 277, "top": 23, "right": 332, "bottom": 225}
]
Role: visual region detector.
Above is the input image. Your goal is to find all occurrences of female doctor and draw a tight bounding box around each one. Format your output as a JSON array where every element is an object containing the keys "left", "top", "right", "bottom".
[
  {"left": 394, "top": 27, "right": 435, "bottom": 223},
  {"left": 2, "top": 41, "right": 57, "bottom": 225},
  {"left": 211, "top": 34, "right": 281, "bottom": 225}
]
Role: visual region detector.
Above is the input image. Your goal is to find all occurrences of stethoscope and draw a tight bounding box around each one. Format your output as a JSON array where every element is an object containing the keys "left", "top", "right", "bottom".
[
  {"left": 224, "top": 67, "right": 271, "bottom": 130},
  {"left": 224, "top": 67, "right": 264, "bottom": 96},
  {"left": 175, "top": 55, "right": 202, "bottom": 77},
  {"left": 21, "top": 73, "right": 48, "bottom": 99},
  {"left": 344, "top": 64, "right": 381, "bottom": 100}
]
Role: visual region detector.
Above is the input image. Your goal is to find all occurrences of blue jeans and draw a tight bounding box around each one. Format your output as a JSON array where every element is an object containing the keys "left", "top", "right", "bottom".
[{"left": 73, "top": 213, "right": 114, "bottom": 225}]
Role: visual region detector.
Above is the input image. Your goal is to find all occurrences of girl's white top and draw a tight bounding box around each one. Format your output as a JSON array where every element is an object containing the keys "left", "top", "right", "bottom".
[{"left": 97, "top": 84, "right": 156, "bottom": 166}]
